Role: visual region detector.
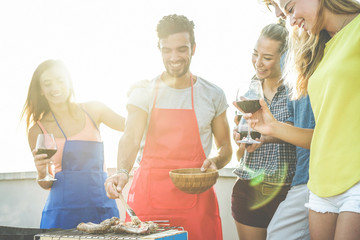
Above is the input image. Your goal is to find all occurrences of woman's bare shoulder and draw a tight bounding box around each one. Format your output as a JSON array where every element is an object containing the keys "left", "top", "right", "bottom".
[
  {"left": 28, "top": 123, "right": 42, "bottom": 149},
  {"left": 81, "top": 101, "right": 106, "bottom": 115}
]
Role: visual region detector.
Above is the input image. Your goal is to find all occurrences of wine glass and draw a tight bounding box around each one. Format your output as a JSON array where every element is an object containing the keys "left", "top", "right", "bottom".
[
  {"left": 236, "top": 117, "right": 262, "bottom": 144},
  {"left": 236, "top": 78, "right": 263, "bottom": 144},
  {"left": 236, "top": 117, "right": 250, "bottom": 170},
  {"left": 236, "top": 117, "right": 262, "bottom": 170},
  {"left": 235, "top": 110, "right": 243, "bottom": 124},
  {"left": 36, "top": 133, "right": 57, "bottom": 181}
]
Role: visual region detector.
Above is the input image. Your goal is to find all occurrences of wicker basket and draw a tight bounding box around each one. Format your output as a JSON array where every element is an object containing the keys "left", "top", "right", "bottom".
[{"left": 169, "top": 168, "right": 219, "bottom": 194}]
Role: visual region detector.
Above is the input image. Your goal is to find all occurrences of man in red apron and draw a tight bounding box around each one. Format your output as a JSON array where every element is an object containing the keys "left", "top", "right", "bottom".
[{"left": 105, "top": 14, "right": 232, "bottom": 240}]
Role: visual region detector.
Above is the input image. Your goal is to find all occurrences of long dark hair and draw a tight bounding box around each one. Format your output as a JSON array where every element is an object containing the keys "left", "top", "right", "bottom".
[{"left": 21, "top": 59, "right": 75, "bottom": 131}]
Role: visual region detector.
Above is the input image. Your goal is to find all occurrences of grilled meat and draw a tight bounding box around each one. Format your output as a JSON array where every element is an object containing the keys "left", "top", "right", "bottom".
[
  {"left": 76, "top": 217, "right": 158, "bottom": 235},
  {"left": 111, "top": 221, "right": 158, "bottom": 235},
  {"left": 76, "top": 217, "right": 119, "bottom": 233}
]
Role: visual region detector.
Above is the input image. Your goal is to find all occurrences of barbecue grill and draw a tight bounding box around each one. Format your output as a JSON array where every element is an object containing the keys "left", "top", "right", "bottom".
[{"left": 34, "top": 227, "right": 187, "bottom": 240}]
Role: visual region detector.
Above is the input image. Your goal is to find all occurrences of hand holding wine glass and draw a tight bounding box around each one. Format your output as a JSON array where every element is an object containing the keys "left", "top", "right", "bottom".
[
  {"left": 234, "top": 98, "right": 278, "bottom": 137},
  {"left": 36, "top": 133, "right": 57, "bottom": 181},
  {"left": 237, "top": 117, "right": 261, "bottom": 144},
  {"left": 236, "top": 79, "right": 264, "bottom": 144}
]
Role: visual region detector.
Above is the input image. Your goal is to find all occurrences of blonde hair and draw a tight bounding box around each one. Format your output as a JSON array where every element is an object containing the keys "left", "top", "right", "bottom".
[
  {"left": 259, "top": 18, "right": 289, "bottom": 55},
  {"left": 289, "top": 0, "right": 360, "bottom": 99}
]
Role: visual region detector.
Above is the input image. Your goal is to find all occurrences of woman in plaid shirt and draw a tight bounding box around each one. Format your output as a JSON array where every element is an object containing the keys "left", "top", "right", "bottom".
[{"left": 231, "top": 20, "right": 297, "bottom": 240}]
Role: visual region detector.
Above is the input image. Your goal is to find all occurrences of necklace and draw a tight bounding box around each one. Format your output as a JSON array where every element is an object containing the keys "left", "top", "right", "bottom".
[{"left": 264, "top": 95, "right": 272, "bottom": 106}]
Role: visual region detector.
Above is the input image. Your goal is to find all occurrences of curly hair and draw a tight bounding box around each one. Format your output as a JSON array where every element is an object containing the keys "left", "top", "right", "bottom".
[{"left": 156, "top": 14, "right": 196, "bottom": 48}]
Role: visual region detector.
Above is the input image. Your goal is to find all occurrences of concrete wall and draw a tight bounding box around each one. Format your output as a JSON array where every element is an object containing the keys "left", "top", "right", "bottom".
[{"left": 0, "top": 168, "right": 237, "bottom": 239}]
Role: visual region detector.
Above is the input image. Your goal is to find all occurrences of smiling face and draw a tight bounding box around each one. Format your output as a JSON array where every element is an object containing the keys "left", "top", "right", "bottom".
[
  {"left": 277, "top": 0, "right": 320, "bottom": 34},
  {"left": 39, "top": 66, "right": 72, "bottom": 106},
  {"left": 252, "top": 36, "right": 282, "bottom": 81},
  {"left": 159, "top": 32, "right": 195, "bottom": 78}
]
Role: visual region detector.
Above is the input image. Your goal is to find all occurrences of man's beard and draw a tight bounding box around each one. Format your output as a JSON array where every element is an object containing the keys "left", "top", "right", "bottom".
[{"left": 164, "top": 60, "right": 191, "bottom": 78}]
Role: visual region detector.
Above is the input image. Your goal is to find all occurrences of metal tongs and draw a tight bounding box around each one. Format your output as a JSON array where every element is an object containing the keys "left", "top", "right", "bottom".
[{"left": 113, "top": 183, "right": 141, "bottom": 224}]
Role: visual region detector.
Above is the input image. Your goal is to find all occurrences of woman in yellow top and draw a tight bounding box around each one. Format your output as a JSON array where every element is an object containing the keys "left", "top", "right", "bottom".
[{"left": 236, "top": 0, "right": 360, "bottom": 239}]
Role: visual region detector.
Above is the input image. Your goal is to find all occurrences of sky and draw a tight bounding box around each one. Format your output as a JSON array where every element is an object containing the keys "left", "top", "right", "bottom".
[{"left": 0, "top": 0, "right": 277, "bottom": 173}]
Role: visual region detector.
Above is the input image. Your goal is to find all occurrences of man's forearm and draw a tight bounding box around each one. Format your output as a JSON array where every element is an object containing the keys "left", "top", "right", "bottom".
[
  {"left": 210, "top": 144, "right": 232, "bottom": 169},
  {"left": 117, "top": 133, "right": 140, "bottom": 173}
]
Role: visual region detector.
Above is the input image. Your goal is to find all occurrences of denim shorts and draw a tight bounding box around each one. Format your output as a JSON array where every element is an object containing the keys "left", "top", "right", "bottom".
[
  {"left": 267, "top": 184, "right": 310, "bottom": 240},
  {"left": 306, "top": 181, "right": 360, "bottom": 214}
]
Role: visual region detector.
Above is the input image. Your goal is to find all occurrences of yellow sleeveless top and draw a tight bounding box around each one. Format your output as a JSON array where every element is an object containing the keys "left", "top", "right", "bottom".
[{"left": 307, "top": 14, "right": 360, "bottom": 197}]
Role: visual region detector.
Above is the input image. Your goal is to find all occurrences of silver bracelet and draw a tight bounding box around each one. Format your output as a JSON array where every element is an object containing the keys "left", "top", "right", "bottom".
[{"left": 116, "top": 169, "right": 130, "bottom": 178}]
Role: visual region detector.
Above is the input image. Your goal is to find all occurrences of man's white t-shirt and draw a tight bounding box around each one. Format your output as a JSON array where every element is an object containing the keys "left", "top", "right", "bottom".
[{"left": 128, "top": 75, "right": 228, "bottom": 163}]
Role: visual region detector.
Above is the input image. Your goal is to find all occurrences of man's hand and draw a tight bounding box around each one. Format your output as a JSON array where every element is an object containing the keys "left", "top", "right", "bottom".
[
  {"left": 104, "top": 173, "right": 129, "bottom": 199},
  {"left": 201, "top": 158, "right": 218, "bottom": 172}
]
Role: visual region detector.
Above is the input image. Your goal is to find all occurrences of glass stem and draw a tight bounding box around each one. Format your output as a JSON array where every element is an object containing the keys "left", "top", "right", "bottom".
[
  {"left": 247, "top": 122, "right": 252, "bottom": 140},
  {"left": 242, "top": 149, "right": 247, "bottom": 171},
  {"left": 45, "top": 163, "right": 50, "bottom": 176}
]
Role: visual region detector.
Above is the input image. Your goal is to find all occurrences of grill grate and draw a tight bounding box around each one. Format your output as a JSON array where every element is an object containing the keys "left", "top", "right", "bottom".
[{"left": 34, "top": 226, "right": 185, "bottom": 240}]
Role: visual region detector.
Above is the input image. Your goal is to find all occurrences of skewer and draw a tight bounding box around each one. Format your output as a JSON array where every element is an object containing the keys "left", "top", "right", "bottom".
[
  {"left": 118, "top": 194, "right": 142, "bottom": 225},
  {"left": 112, "top": 183, "right": 142, "bottom": 225}
]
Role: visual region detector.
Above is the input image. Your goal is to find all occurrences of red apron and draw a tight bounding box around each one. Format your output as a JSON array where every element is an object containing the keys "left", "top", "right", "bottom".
[{"left": 126, "top": 76, "right": 223, "bottom": 240}]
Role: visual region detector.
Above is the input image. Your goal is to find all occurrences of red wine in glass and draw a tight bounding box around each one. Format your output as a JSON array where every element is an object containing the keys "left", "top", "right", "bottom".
[
  {"left": 236, "top": 79, "right": 263, "bottom": 144},
  {"left": 236, "top": 100, "right": 261, "bottom": 113},
  {"left": 37, "top": 149, "right": 57, "bottom": 158},
  {"left": 36, "top": 133, "right": 57, "bottom": 181},
  {"left": 238, "top": 131, "right": 261, "bottom": 140},
  {"left": 235, "top": 111, "right": 243, "bottom": 123}
]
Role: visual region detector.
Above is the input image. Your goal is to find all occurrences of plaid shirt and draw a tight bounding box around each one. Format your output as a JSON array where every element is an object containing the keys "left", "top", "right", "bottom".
[{"left": 234, "top": 85, "right": 297, "bottom": 184}]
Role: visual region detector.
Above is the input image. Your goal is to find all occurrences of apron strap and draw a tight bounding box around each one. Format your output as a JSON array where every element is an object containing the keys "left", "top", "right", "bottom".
[
  {"left": 152, "top": 74, "right": 195, "bottom": 109},
  {"left": 80, "top": 105, "right": 100, "bottom": 132},
  {"left": 80, "top": 105, "right": 102, "bottom": 141},
  {"left": 51, "top": 112, "right": 68, "bottom": 140},
  {"left": 190, "top": 75, "right": 194, "bottom": 110},
  {"left": 51, "top": 105, "right": 101, "bottom": 141}
]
